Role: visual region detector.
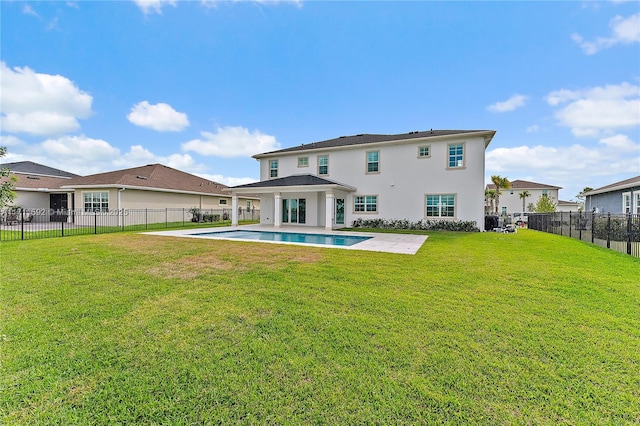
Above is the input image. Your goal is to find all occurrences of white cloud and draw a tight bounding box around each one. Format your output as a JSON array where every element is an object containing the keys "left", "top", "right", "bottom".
[
  {"left": 0, "top": 135, "right": 25, "bottom": 148},
  {"left": 572, "top": 13, "right": 640, "bottom": 54},
  {"left": 196, "top": 173, "right": 258, "bottom": 187},
  {"left": 22, "top": 5, "right": 40, "bottom": 17},
  {"left": 182, "top": 126, "right": 280, "bottom": 158},
  {"left": 545, "top": 82, "right": 640, "bottom": 137},
  {"left": 127, "top": 101, "right": 189, "bottom": 132},
  {"left": 526, "top": 125, "right": 540, "bottom": 133},
  {"left": 132, "top": 0, "right": 176, "bottom": 15},
  {"left": 41, "top": 135, "right": 120, "bottom": 162},
  {"left": 0, "top": 62, "right": 92, "bottom": 136},
  {"left": 487, "top": 94, "right": 528, "bottom": 112}
]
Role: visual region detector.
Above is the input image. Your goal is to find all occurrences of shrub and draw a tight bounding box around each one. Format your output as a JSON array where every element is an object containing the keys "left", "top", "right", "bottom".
[{"left": 351, "top": 218, "right": 479, "bottom": 232}]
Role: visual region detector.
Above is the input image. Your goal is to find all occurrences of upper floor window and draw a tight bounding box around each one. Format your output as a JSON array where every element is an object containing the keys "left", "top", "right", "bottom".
[
  {"left": 542, "top": 189, "right": 548, "bottom": 196},
  {"left": 269, "top": 160, "right": 278, "bottom": 178},
  {"left": 418, "top": 146, "right": 431, "bottom": 158},
  {"left": 354, "top": 195, "right": 377, "bottom": 213},
  {"left": 425, "top": 194, "right": 455, "bottom": 218},
  {"left": 448, "top": 143, "right": 464, "bottom": 168},
  {"left": 318, "top": 155, "right": 329, "bottom": 175},
  {"left": 636, "top": 193, "right": 640, "bottom": 214},
  {"left": 298, "top": 157, "right": 309, "bottom": 167},
  {"left": 366, "top": 151, "right": 379, "bottom": 173},
  {"left": 83, "top": 192, "right": 108, "bottom": 212}
]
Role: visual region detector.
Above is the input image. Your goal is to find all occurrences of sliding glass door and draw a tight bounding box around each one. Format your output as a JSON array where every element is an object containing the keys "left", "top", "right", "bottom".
[{"left": 281, "top": 198, "right": 306, "bottom": 224}]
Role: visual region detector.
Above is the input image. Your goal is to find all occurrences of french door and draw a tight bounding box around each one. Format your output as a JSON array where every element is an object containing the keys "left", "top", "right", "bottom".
[
  {"left": 282, "top": 198, "right": 306, "bottom": 224},
  {"left": 335, "top": 198, "right": 345, "bottom": 225}
]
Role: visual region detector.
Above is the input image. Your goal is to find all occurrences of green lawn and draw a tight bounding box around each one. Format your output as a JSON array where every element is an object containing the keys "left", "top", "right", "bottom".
[{"left": 1, "top": 230, "right": 639, "bottom": 424}]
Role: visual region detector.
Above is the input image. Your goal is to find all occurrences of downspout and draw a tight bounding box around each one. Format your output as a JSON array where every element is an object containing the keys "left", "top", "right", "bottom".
[{"left": 118, "top": 188, "right": 126, "bottom": 227}]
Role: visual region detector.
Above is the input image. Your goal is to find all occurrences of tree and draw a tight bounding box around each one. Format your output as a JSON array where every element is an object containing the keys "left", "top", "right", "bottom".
[
  {"left": 519, "top": 190, "right": 530, "bottom": 213},
  {"left": 576, "top": 187, "right": 593, "bottom": 201},
  {"left": 534, "top": 194, "right": 557, "bottom": 213},
  {"left": 490, "top": 175, "right": 510, "bottom": 215},
  {"left": 484, "top": 189, "right": 496, "bottom": 214},
  {"left": 527, "top": 202, "right": 535, "bottom": 212},
  {"left": 0, "top": 147, "right": 17, "bottom": 208}
]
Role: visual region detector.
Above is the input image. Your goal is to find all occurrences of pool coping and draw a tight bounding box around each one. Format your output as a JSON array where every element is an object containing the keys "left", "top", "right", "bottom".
[{"left": 143, "top": 225, "right": 428, "bottom": 255}]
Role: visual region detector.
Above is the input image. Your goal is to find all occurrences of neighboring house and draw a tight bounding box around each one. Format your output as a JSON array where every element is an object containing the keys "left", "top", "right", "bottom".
[
  {"left": 0, "top": 161, "right": 80, "bottom": 222},
  {"left": 583, "top": 175, "right": 640, "bottom": 214},
  {"left": 556, "top": 200, "right": 582, "bottom": 212},
  {"left": 485, "top": 179, "right": 562, "bottom": 216},
  {"left": 60, "top": 164, "right": 259, "bottom": 224},
  {"left": 230, "top": 129, "right": 496, "bottom": 230}
]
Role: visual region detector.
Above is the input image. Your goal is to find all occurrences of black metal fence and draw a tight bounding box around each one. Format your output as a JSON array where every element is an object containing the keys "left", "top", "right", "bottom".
[
  {"left": 528, "top": 212, "right": 640, "bottom": 258},
  {"left": 0, "top": 207, "right": 260, "bottom": 242}
]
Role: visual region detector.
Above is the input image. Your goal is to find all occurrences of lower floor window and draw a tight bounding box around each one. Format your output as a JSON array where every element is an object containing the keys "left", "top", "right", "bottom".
[
  {"left": 426, "top": 194, "right": 455, "bottom": 218},
  {"left": 83, "top": 192, "right": 109, "bottom": 212},
  {"left": 354, "top": 195, "right": 377, "bottom": 213}
]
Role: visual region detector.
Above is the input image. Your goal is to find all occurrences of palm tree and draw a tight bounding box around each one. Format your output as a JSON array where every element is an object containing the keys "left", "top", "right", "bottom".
[
  {"left": 490, "top": 175, "right": 510, "bottom": 215},
  {"left": 519, "top": 190, "right": 530, "bottom": 213},
  {"left": 484, "top": 189, "right": 496, "bottom": 214}
]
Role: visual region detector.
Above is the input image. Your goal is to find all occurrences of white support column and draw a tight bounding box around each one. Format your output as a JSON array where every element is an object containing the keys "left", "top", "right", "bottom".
[
  {"left": 231, "top": 193, "right": 238, "bottom": 226},
  {"left": 325, "top": 192, "right": 335, "bottom": 230},
  {"left": 274, "top": 192, "right": 282, "bottom": 228}
]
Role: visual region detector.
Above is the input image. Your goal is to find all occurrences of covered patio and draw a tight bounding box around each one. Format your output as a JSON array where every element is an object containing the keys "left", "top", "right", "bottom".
[{"left": 230, "top": 175, "right": 356, "bottom": 230}]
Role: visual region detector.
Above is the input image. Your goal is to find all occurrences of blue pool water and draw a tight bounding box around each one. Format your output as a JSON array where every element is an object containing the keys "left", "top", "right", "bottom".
[{"left": 193, "top": 230, "right": 371, "bottom": 247}]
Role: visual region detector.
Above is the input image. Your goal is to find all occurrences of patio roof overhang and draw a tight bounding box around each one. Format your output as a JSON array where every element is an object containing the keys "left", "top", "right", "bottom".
[{"left": 230, "top": 174, "right": 357, "bottom": 195}]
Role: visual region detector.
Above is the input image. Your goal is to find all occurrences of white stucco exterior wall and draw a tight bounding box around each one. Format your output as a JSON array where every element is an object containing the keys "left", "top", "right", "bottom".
[{"left": 257, "top": 133, "right": 490, "bottom": 229}]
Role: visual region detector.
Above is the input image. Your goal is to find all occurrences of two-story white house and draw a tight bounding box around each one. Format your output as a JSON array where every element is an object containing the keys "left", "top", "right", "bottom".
[{"left": 230, "top": 130, "right": 496, "bottom": 230}]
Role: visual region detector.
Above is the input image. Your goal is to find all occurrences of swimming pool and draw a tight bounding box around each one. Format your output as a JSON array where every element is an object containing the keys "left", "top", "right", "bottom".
[{"left": 193, "top": 230, "right": 371, "bottom": 247}]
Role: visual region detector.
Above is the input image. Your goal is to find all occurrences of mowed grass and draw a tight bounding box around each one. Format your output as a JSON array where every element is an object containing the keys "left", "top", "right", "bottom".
[{"left": 1, "top": 230, "right": 639, "bottom": 424}]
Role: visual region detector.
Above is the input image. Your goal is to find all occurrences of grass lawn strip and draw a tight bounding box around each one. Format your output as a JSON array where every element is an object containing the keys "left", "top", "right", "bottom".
[{"left": 1, "top": 230, "right": 639, "bottom": 423}]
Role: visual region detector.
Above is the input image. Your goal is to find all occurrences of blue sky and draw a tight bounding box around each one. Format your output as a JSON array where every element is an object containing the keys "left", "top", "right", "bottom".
[{"left": 1, "top": 0, "right": 639, "bottom": 201}]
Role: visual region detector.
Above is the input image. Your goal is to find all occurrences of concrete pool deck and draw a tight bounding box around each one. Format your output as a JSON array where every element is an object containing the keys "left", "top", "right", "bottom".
[{"left": 144, "top": 225, "right": 428, "bottom": 255}]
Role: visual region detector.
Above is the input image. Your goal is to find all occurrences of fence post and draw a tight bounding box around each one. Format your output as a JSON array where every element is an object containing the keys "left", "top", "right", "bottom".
[
  {"left": 591, "top": 210, "right": 595, "bottom": 244},
  {"left": 606, "top": 213, "right": 611, "bottom": 249},
  {"left": 94, "top": 211, "right": 97, "bottom": 234},
  {"left": 569, "top": 212, "right": 572, "bottom": 238},
  {"left": 165, "top": 208, "right": 168, "bottom": 228},
  {"left": 628, "top": 213, "right": 632, "bottom": 255},
  {"left": 62, "top": 217, "right": 65, "bottom": 237},
  {"left": 20, "top": 208, "right": 24, "bottom": 241},
  {"left": 145, "top": 208, "right": 148, "bottom": 230}
]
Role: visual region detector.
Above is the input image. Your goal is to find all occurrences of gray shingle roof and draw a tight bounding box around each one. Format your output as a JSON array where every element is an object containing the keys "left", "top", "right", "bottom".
[
  {"left": 583, "top": 175, "right": 640, "bottom": 196},
  {"left": 486, "top": 179, "right": 562, "bottom": 190},
  {"left": 255, "top": 130, "right": 495, "bottom": 157},
  {"left": 232, "top": 174, "right": 354, "bottom": 190},
  {"left": 1, "top": 161, "right": 79, "bottom": 178}
]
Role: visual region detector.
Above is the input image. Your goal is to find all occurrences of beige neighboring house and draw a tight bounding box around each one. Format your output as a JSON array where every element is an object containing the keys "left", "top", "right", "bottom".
[
  {"left": 485, "top": 179, "right": 577, "bottom": 215},
  {"left": 60, "top": 164, "right": 259, "bottom": 223},
  {"left": 1, "top": 161, "right": 79, "bottom": 223}
]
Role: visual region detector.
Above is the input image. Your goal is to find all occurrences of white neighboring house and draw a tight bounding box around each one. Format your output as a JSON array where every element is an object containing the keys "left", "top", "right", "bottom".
[
  {"left": 485, "top": 179, "right": 571, "bottom": 216},
  {"left": 230, "top": 130, "right": 496, "bottom": 230}
]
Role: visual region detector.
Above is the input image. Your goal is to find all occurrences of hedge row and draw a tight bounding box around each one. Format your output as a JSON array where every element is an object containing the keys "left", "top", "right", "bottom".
[{"left": 351, "top": 218, "right": 479, "bottom": 232}]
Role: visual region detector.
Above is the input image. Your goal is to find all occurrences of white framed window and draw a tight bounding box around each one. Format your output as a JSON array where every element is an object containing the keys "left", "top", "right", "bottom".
[
  {"left": 269, "top": 160, "right": 278, "bottom": 178},
  {"left": 418, "top": 146, "right": 431, "bottom": 158},
  {"left": 354, "top": 195, "right": 377, "bottom": 213},
  {"left": 635, "top": 193, "right": 640, "bottom": 214},
  {"left": 83, "top": 192, "right": 108, "bottom": 212},
  {"left": 622, "top": 192, "right": 631, "bottom": 213},
  {"left": 298, "top": 157, "right": 309, "bottom": 167},
  {"left": 219, "top": 199, "right": 228, "bottom": 206},
  {"left": 318, "top": 155, "right": 329, "bottom": 175},
  {"left": 366, "top": 151, "right": 379, "bottom": 174},
  {"left": 447, "top": 143, "right": 464, "bottom": 168},
  {"left": 246, "top": 200, "right": 252, "bottom": 210},
  {"left": 425, "top": 194, "right": 455, "bottom": 218},
  {"left": 542, "top": 189, "right": 548, "bottom": 196}
]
